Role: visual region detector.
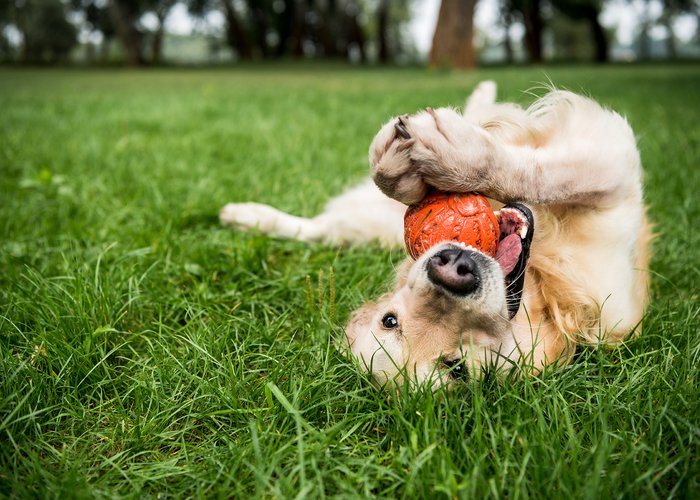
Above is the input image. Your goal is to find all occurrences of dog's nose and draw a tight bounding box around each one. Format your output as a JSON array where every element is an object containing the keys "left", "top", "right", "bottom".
[{"left": 427, "top": 248, "right": 478, "bottom": 295}]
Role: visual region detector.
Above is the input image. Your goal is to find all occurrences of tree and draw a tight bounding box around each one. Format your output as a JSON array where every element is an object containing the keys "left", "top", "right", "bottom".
[
  {"left": 375, "top": 0, "right": 415, "bottom": 64},
  {"left": 150, "top": 0, "right": 176, "bottom": 64},
  {"left": 521, "top": 0, "right": 544, "bottom": 63},
  {"left": 99, "top": 0, "right": 177, "bottom": 66},
  {"left": 184, "top": 0, "right": 416, "bottom": 63},
  {"left": 245, "top": 0, "right": 271, "bottom": 58},
  {"left": 71, "top": 0, "right": 116, "bottom": 62},
  {"left": 625, "top": 0, "right": 697, "bottom": 60},
  {"left": 551, "top": 0, "right": 608, "bottom": 62},
  {"left": 499, "top": 0, "right": 544, "bottom": 63},
  {"left": 0, "top": 0, "right": 14, "bottom": 60},
  {"left": 107, "top": 0, "right": 146, "bottom": 65},
  {"left": 194, "top": 0, "right": 369, "bottom": 61},
  {"left": 658, "top": 0, "right": 699, "bottom": 58},
  {"left": 377, "top": 0, "right": 390, "bottom": 63},
  {"left": 2, "top": 0, "right": 77, "bottom": 63},
  {"left": 548, "top": 9, "right": 596, "bottom": 60},
  {"left": 430, "top": 0, "right": 478, "bottom": 69},
  {"left": 343, "top": 0, "right": 366, "bottom": 62},
  {"left": 187, "top": 0, "right": 252, "bottom": 59},
  {"left": 317, "top": 0, "right": 340, "bottom": 57},
  {"left": 288, "top": 0, "right": 305, "bottom": 57},
  {"left": 498, "top": 0, "right": 518, "bottom": 63}
]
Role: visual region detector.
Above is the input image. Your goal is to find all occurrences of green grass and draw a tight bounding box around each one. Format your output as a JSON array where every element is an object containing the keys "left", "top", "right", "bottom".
[{"left": 1, "top": 64, "right": 699, "bottom": 498}]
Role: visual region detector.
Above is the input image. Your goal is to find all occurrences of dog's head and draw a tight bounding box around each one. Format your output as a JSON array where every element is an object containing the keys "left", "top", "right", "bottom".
[{"left": 344, "top": 204, "right": 534, "bottom": 388}]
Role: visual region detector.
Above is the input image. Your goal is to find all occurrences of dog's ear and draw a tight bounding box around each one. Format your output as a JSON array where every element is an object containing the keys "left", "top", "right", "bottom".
[{"left": 464, "top": 80, "right": 497, "bottom": 115}]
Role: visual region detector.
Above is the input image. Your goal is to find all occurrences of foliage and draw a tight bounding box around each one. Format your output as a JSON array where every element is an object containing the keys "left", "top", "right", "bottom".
[
  {"left": 0, "top": 64, "right": 699, "bottom": 497},
  {"left": 501, "top": 0, "right": 546, "bottom": 62},
  {"left": 185, "top": 0, "right": 416, "bottom": 63},
  {"left": 549, "top": 0, "right": 608, "bottom": 61},
  {"left": 0, "top": 0, "right": 77, "bottom": 62}
]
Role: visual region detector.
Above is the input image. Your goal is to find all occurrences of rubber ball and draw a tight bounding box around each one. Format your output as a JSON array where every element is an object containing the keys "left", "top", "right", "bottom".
[{"left": 404, "top": 192, "right": 499, "bottom": 259}]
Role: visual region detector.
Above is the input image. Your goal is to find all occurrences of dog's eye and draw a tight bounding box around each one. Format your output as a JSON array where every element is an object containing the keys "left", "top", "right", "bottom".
[
  {"left": 381, "top": 313, "right": 398, "bottom": 329},
  {"left": 444, "top": 358, "right": 467, "bottom": 380}
]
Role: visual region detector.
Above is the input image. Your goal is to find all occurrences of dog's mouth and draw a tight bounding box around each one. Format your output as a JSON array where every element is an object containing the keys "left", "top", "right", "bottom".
[{"left": 494, "top": 203, "right": 534, "bottom": 318}]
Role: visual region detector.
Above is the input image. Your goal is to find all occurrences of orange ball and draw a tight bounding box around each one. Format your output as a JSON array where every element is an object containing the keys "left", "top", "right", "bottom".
[{"left": 404, "top": 192, "right": 499, "bottom": 260}]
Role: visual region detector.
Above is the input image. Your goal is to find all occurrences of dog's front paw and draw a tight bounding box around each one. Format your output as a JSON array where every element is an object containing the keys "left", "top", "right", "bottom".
[
  {"left": 369, "top": 115, "right": 428, "bottom": 205},
  {"left": 370, "top": 108, "right": 492, "bottom": 204},
  {"left": 219, "top": 202, "right": 280, "bottom": 233}
]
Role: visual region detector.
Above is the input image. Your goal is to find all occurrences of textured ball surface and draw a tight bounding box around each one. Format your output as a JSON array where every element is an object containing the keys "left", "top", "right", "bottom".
[{"left": 404, "top": 192, "right": 499, "bottom": 259}]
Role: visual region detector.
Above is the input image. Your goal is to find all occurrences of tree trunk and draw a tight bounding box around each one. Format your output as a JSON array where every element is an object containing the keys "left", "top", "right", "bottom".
[
  {"left": 247, "top": 0, "right": 270, "bottom": 58},
  {"left": 100, "top": 38, "right": 111, "bottom": 62},
  {"left": 19, "top": 33, "right": 31, "bottom": 63},
  {"left": 522, "top": 0, "right": 543, "bottom": 63},
  {"left": 14, "top": 7, "right": 31, "bottom": 63},
  {"left": 221, "top": 0, "right": 253, "bottom": 60},
  {"left": 345, "top": 1, "right": 366, "bottom": 62},
  {"left": 318, "top": 0, "right": 338, "bottom": 57},
  {"left": 108, "top": 0, "right": 143, "bottom": 66},
  {"left": 638, "top": 0, "right": 652, "bottom": 60},
  {"left": 661, "top": 15, "right": 676, "bottom": 58},
  {"left": 151, "top": 13, "right": 166, "bottom": 65},
  {"left": 152, "top": 28, "right": 163, "bottom": 64},
  {"left": 587, "top": 10, "right": 608, "bottom": 63},
  {"left": 503, "top": 11, "right": 514, "bottom": 64},
  {"left": 290, "top": 0, "right": 306, "bottom": 58},
  {"left": 85, "top": 39, "right": 96, "bottom": 63},
  {"left": 377, "top": 0, "right": 390, "bottom": 64},
  {"left": 151, "top": 2, "right": 175, "bottom": 65},
  {"left": 639, "top": 21, "right": 651, "bottom": 59},
  {"left": 274, "top": 0, "right": 294, "bottom": 57},
  {"left": 429, "top": 0, "right": 477, "bottom": 69}
]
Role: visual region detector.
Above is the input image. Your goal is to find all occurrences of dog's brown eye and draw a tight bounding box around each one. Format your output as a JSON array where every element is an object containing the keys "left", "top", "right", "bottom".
[
  {"left": 444, "top": 358, "right": 467, "bottom": 379},
  {"left": 381, "top": 314, "right": 398, "bottom": 329}
]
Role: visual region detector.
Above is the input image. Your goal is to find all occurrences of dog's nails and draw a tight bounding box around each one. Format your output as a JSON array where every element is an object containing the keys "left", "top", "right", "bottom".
[{"left": 395, "top": 117, "right": 411, "bottom": 139}]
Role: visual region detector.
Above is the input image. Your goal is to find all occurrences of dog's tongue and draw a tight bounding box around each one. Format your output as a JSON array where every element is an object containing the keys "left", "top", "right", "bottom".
[{"left": 495, "top": 233, "right": 522, "bottom": 275}]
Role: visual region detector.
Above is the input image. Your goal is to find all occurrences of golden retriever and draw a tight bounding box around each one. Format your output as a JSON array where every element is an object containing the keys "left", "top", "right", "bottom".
[{"left": 220, "top": 81, "right": 652, "bottom": 388}]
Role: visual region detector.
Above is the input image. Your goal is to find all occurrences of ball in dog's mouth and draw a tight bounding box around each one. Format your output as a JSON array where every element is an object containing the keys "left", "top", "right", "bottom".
[{"left": 494, "top": 203, "right": 534, "bottom": 318}]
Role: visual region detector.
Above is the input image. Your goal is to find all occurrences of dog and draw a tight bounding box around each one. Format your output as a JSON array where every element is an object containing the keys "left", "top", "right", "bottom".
[{"left": 220, "top": 81, "right": 652, "bottom": 388}]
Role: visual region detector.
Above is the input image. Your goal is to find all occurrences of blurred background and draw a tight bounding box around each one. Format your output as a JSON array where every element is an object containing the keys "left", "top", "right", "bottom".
[{"left": 0, "top": 0, "right": 698, "bottom": 67}]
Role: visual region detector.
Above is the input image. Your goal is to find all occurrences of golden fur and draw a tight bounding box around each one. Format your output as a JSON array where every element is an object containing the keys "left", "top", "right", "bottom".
[{"left": 221, "top": 81, "right": 652, "bottom": 388}]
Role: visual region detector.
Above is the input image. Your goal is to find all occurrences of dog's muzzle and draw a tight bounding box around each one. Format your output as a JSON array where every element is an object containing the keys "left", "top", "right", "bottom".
[{"left": 427, "top": 248, "right": 479, "bottom": 295}]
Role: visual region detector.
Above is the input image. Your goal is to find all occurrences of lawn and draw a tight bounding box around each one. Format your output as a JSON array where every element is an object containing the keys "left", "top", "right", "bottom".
[{"left": 1, "top": 64, "right": 698, "bottom": 498}]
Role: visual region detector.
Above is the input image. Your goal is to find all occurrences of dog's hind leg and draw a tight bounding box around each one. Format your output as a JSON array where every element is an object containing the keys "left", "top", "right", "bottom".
[
  {"left": 220, "top": 202, "right": 327, "bottom": 242},
  {"left": 220, "top": 179, "right": 406, "bottom": 247},
  {"left": 464, "top": 80, "right": 497, "bottom": 114}
]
